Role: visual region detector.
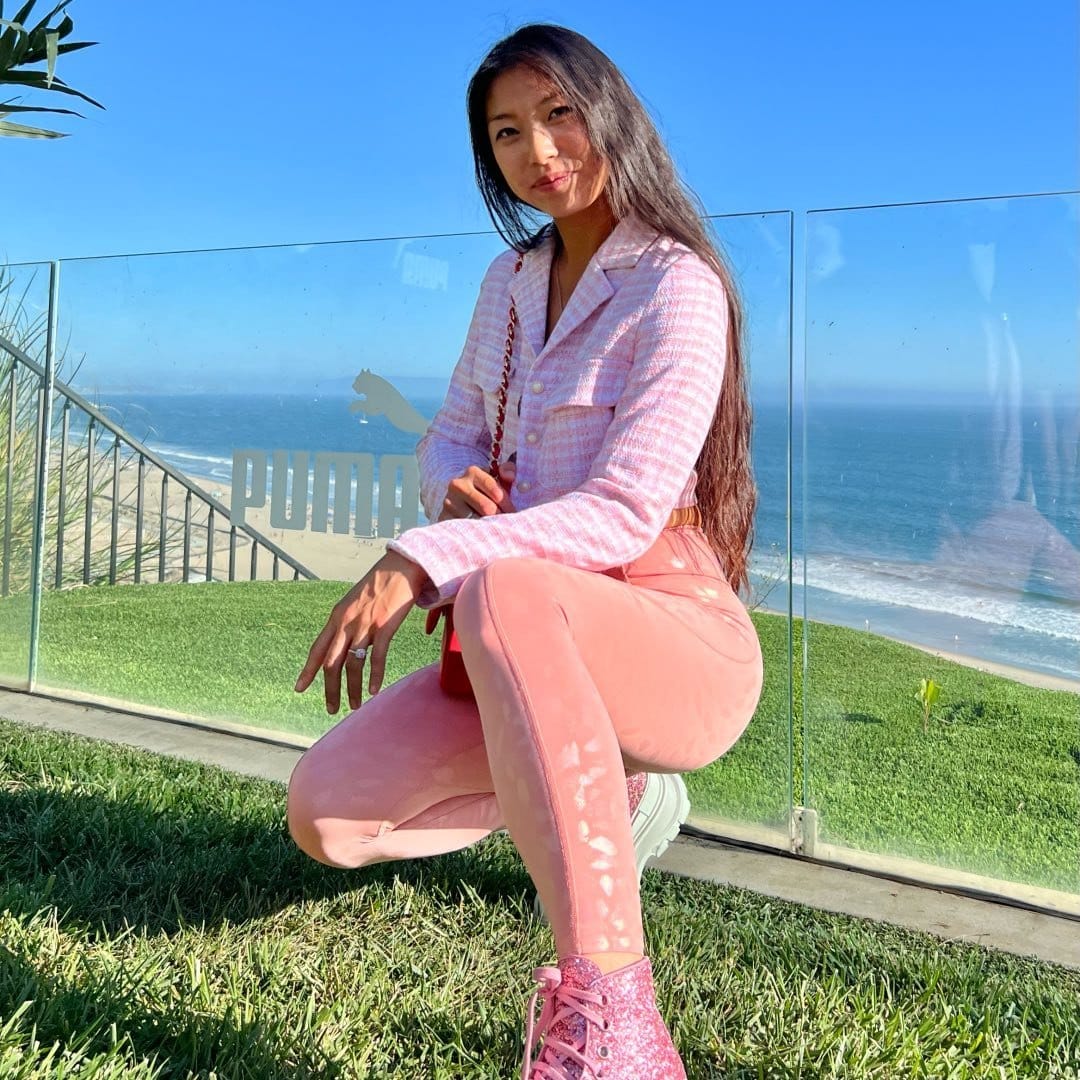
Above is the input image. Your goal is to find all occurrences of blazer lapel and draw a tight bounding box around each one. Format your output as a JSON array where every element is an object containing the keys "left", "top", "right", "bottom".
[
  {"left": 542, "top": 260, "right": 615, "bottom": 356},
  {"left": 509, "top": 215, "right": 661, "bottom": 362},
  {"left": 509, "top": 237, "right": 555, "bottom": 363}
]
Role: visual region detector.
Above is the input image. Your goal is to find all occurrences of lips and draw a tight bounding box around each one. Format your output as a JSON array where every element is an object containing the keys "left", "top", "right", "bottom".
[{"left": 533, "top": 172, "right": 570, "bottom": 190}]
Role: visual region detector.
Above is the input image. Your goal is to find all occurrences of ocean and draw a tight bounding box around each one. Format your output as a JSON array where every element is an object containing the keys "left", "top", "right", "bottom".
[{"left": 73, "top": 389, "right": 1080, "bottom": 684}]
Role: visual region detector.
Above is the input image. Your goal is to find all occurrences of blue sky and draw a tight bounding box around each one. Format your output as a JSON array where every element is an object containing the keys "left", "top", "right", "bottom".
[
  {"left": 3, "top": 0, "right": 1076, "bottom": 260},
  {"left": 2, "top": 0, "right": 1077, "bottom": 399}
]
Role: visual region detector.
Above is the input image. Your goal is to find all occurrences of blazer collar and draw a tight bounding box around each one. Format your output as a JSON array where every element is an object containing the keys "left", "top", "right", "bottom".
[{"left": 510, "top": 213, "right": 661, "bottom": 360}]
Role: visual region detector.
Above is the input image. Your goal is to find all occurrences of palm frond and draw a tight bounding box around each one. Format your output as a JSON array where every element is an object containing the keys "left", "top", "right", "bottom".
[
  {"left": 0, "top": 114, "right": 64, "bottom": 136},
  {"left": 0, "top": 0, "right": 99, "bottom": 137}
]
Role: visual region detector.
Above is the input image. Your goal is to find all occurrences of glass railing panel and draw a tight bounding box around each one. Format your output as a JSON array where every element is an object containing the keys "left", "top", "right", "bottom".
[
  {"left": 686, "top": 212, "right": 794, "bottom": 846},
  {"left": 0, "top": 261, "right": 53, "bottom": 688},
  {"left": 44, "top": 217, "right": 796, "bottom": 848},
  {"left": 46, "top": 234, "right": 502, "bottom": 734},
  {"left": 804, "top": 193, "right": 1079, "bottom": 903}
]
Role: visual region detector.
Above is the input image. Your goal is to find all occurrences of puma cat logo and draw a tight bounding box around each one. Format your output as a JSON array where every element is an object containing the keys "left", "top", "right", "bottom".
[{"left": 349, "top": 370, "right": 431, "bottom": 436}]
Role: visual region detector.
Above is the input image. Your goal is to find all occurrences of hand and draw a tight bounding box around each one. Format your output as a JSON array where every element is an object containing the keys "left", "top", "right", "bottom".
[
  {"left": 294, "top": 550, "right": 429, "bottom": 713},
  {"left": 438, "top": 463, "right": 517, "bottom": 520}
]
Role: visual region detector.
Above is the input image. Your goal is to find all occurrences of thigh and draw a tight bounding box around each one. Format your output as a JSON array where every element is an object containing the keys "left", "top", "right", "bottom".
[
  {"left": 473, "top": 542, "right": 763, "bottom": 773},
  {"left": 288, "top": 663, "right": 496, "bottom": 824}
]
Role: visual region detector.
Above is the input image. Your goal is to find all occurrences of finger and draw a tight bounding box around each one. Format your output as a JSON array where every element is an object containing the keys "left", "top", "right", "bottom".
[
  {"left": 445, "top": 487, "right": 499, "bottom": 518},
  {"left": 444, "top": 480, "right": 478, "bottom": 515},
  {"left": 345, "top": 647, "right": 367, "bottom": 711},
  {"left": 469, "top": 468, "right": 510, "bottom": 509},
  {"left": 367, "top": 635, "right": 388, "bottom": 697},
  {"left": 321, "top": 627, "right": 351, "bottom": 714},
  {"left": 497, "top": 462, "right": 517, "bottom": 490},
  {"left": 366, "top": 593, "right": 416, "bottom": 696},
  {"left": 441, "top": 495, "right": 480, "bottom": 519},
  {"left": 295, "top": 622, "right": 336, "bottom": 692},
  {"left": 465, "top": 493, "right": 501, "bottom": 517}
]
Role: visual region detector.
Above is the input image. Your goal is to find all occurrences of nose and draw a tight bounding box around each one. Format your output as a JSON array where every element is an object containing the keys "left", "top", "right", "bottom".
[{"left": 527, "top": 124, "right": 558, "bottom": 164}]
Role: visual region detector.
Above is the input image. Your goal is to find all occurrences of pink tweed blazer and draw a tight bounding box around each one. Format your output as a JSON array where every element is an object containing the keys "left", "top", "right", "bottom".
[{"left": 387, "top": 213, "right": 730, "bottom": 606}]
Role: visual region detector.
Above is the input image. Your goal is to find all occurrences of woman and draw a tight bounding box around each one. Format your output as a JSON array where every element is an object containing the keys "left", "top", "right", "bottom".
[{"left": 288, "top": 23, "right": 763, "bottom": 1079}]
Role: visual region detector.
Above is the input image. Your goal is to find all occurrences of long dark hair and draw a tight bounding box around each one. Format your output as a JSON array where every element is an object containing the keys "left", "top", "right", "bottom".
[{"left": 466, "top": 24, "right": 756, "bottom": 595}]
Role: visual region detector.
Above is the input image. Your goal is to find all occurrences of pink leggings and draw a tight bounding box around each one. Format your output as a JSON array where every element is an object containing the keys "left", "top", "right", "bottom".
[{"left": 287, "top": 526, "right": 763, "bottom": 958}]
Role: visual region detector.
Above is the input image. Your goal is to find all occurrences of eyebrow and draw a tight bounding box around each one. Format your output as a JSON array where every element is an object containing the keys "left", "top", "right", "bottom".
[{"left": 487, "top": 93, "right": 561, "bottom": 125}]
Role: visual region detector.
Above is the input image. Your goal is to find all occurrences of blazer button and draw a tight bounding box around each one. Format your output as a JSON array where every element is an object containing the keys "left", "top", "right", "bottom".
[
  {"left": 518, "top": 480, "right": 532, "bottom": 492},
  {"left": 526, "top": 432, "right": 539, "bottom": 444},
  {"left": 530, "top": 381, "right": 544, "bottom": 393}
]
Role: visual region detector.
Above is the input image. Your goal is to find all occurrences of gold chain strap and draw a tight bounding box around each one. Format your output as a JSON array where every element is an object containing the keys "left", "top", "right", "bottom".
[{"left": 488, "top": 253, "right": 525, "bottom": 475}]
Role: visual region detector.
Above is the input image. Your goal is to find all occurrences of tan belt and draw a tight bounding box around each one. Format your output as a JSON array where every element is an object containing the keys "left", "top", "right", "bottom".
[{"left": 665, "top": 505, "right": 702, "bottom": 529}]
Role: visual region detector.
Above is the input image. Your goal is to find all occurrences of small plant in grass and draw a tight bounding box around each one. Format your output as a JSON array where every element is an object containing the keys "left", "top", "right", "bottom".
[{"left": 916, "top": 677, "right": 941, "bottom": 733}]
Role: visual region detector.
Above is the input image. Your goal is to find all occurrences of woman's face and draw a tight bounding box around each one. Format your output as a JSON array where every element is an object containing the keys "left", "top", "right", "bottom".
[{"left": 485, "top": 64, "right": 609, "bottom": 222}]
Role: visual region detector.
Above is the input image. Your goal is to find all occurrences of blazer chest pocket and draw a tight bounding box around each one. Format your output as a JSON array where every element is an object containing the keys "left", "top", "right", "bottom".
[
  {"left": 536, "top": 358, "right": 631, "bottom": 491},
  {"left": 542, "top": 357, "right": 629, "bottom": 414}
]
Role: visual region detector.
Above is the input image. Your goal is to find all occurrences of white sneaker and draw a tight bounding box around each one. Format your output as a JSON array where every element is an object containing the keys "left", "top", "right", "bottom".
[
  {"left": 532, "top": 772, "right": 690, "bottom": 923},
  {"left": 628, "top": 771, "right": 690, "bottom": 878}
]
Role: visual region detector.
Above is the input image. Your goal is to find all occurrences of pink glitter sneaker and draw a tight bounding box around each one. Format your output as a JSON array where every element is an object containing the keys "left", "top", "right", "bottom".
[
  {"left": 522, "top": 954, "right": 687, "bottom": 1079},
  {"left": 533, "top": 773, "right": 689, "bottom": 924}
]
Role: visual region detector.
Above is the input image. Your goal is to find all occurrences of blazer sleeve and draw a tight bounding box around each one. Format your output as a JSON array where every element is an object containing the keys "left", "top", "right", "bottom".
[
  {"left": 415, "top": 250, "right": 518, "bottom": 522},
  {"left": 389, "top": 251, "right": 729, "bottom": 606}
]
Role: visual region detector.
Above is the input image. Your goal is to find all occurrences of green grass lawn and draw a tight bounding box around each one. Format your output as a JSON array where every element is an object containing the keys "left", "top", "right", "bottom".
[
  {"left": 1, "top": 580, "right": 1077, "bottom": 893},
  {"left": 0, "top": 719, "right": 1077, "bottom": 1078}
]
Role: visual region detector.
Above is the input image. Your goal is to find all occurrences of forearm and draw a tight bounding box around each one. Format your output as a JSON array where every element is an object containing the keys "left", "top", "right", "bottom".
[{"left": 388, "top": 482, "right": 671, "bottom": 607}]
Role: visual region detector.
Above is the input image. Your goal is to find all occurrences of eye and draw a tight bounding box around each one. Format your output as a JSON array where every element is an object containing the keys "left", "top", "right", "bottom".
[
  {"left": 550, "top": 105, "right": 573, "bottom": 120},
  {"left": 493, "top": 125, "right": 517, "bottom": 141}
]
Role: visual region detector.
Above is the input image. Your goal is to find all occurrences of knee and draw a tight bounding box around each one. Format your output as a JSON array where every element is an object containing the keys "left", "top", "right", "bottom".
[
  {"left": 285, "top": 755, "right": 339, "bottom": 864},
  {"left": 286, "top": 753, "right": 388, "bottom": 869}
]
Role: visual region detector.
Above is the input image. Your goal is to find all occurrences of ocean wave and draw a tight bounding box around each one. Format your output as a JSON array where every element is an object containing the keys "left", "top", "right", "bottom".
[
  {"left": 153, "top": 446, "right": 235, "bottom": 473},
  {"left": 786, "top": 553, "right": 1080, "bottom": 643}
]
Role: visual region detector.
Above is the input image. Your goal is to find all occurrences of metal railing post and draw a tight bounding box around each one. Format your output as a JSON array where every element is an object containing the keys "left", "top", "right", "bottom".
[
  {"left": 55, "top": 402, "right": 70, "bottom": 588},
  {"left": 2, "top": 367, "right": 14, "bottom": 597},
  {"left": 28, "top": 262, "right": 60, "bottom": 689}
]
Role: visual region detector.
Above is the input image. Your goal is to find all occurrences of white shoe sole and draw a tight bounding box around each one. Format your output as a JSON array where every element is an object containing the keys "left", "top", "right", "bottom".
[
  {"left": 532, "top": 772, "right": 690, "bottom": 923},
  {"left": 631, "top": 772, "right": 690, "bottom": 878}
]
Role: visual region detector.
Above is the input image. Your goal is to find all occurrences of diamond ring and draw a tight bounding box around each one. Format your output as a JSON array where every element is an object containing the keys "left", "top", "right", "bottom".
[{"left": 349, "top": 646, "right": 367, "bottom": 661}]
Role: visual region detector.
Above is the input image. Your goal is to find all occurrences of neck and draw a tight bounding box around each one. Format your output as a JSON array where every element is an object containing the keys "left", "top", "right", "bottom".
[{"left": 551, "top": 198, "right": 619, "bottom": 275}]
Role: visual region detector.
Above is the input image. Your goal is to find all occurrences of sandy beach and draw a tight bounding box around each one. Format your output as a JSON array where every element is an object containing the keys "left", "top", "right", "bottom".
[
  {"left": 76, "top": 457, "right": 390, "bottom": 587},
  {"left": 181, "top": 468, "right": 390, "bottom": 583},
  {"left": 755, "top": 605, "right": 1079, "bottom": 695},
  {"left": 873, "top": 636, "right": 1079, "bottom": 694}
]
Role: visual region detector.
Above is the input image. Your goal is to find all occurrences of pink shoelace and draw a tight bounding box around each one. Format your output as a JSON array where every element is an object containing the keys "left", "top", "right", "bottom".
[{"left": 522, "top": 966, "right": 609, "bottom": 1080}]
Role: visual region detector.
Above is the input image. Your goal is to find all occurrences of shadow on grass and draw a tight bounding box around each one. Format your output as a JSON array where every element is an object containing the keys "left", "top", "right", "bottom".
[
  {"left": 939, "top": 699, "right": 1021, "bottom": 728},
  {"left": 0, "top": 782, "right": 539, "bottom": 1075},
  {"left": 0, "top": 944, "right": 336, "bottom": 1078},
  {"left": 840, "top": 711, "right": 884, "bottom": 725},
  {"left": 0, "top": 785, "right": 531, "bottom": 939}
]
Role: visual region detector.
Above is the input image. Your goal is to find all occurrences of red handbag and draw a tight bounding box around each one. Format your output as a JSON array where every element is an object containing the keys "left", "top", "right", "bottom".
[
  {"left": 424, "top": 252, "right": 525, "bottom": 699},
  {"left": 424, "top": 603, "right": 473, "bottom": 696}
]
